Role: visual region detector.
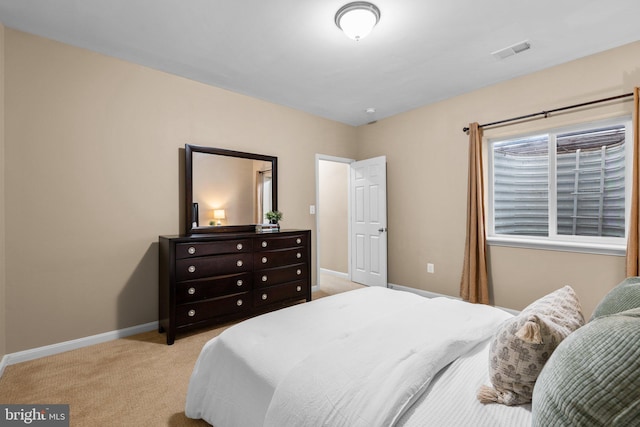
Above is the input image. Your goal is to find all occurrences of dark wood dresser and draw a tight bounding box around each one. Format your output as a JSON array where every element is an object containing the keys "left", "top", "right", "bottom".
[{"left": 159, "top": 229, "right": 311, "bottom": 344}]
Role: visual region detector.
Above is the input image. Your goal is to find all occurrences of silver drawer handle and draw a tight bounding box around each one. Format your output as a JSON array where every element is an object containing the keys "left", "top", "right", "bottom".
[
  {"left": 188, "top": 246, "right": 196, "bottom": 255},
  {"left": 236, "top": 279, "right": 243, "bottom": 287},
  {"left": 297, "top": 269, "right": 302, "bottom": 275},
  {"left": 188, "top": 265, "right": 196, "bottom": 273},
  {"left": 296, "top": 285, "right": 302, "bottom": 292},
  {"left": 237, "top": 299, "right": 243, "bottom": 306},
  {"left": 261, "top": 241, "right": 268, "bottom": 248},
  {"left": 296, "top": 252, "right": 301, "bottom": 258},
  {"left": 237, "top": 243, "right": 243, "bottom": 250},
  {"left": 188, "top": 287, "right": 196, "bottom": 295},
  {"left": 188, "top": 309, "right": 196, "bottom": 317},
  {"left": 236, "top": 260, "right": 243, "bottom": 267},
  {"left": 262, "top": 256, "right": 268, "bottom": 263},
  {"left": 262, "top": 293, "right": 268, "bottom": 300},
  {"left": 296, "top": 238, "right": 301, "bottom": 244},
  {"left": 262, "top": 275, "right": 268, "bottom": 282}
]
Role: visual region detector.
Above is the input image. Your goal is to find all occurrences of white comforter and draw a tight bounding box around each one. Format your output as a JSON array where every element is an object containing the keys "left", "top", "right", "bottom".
[{"left": 185, "top": 287, "right": 512, "bottom": 427}]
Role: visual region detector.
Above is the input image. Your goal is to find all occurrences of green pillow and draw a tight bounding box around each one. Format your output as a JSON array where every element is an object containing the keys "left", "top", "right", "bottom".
[
  {"left": 532, "top": 308, "right": 640, "bottom": 426},
  {"left": 591, "top": 277, "right": 640, "bottom": 320}
]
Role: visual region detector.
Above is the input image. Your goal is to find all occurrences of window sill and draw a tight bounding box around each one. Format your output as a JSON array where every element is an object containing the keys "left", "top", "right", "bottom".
[{"left": 487, "top": 236, "right": 626, "bottom": 256}]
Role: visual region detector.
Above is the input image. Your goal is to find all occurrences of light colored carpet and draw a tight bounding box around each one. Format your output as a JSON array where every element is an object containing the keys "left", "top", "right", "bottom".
[{"left": 0, "top": 274, "right": 362, "bottom": 426}]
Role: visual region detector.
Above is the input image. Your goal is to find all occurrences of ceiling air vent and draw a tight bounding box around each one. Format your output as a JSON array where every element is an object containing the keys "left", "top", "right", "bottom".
[{"left": 491, "top": 40, "right": 531, "bottom": 60}]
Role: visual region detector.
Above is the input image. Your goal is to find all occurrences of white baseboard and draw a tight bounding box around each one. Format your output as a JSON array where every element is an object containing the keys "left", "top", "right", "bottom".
[
  {"left": 388, "top": 282, "right": 456, "bottom": 299},
  {"left": 388, "top": 283, "right": 520, "bottom": 316},
  {"left": 319, "top": 268, "right": 349, "bottom": 279},
  {"left": 0, "top": 321, "right": 158, "bottom": 376}
]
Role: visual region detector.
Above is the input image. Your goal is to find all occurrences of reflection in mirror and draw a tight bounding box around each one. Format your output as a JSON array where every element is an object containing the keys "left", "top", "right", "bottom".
[
  {"left": 185, "top": 145, "right": 277, "bottom": 234},
  {"left": 192, "top": 153, "right": 272, "bottom": 225}
]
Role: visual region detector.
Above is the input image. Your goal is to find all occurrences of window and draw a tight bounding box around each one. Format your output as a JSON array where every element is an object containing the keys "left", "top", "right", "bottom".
[{"left": 488, "top": 118, "right": 632, "bottom": 255}]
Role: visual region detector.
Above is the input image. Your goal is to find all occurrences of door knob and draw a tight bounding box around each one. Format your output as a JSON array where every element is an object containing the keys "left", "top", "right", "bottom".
[{"left": 378, "top": 227, "right": 387, "bottom": 232}]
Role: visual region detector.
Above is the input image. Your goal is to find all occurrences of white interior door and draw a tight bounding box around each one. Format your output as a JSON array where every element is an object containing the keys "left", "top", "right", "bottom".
[{"left": 350, "top": 156, "right": 387, "bottom": 287}]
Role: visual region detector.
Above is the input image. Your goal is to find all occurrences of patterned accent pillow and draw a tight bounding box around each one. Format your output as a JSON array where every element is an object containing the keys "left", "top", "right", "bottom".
[{"left": 477, "top": 285, "right": 584, "bottom": 406}]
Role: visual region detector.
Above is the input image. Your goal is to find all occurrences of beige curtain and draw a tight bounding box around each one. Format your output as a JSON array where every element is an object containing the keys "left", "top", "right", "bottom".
[
  {"left": 626, "top": 87, "right": 640, "bottom": 276},
  {"left": 460, "top": 123, "right": 490, "bottom": 304}
]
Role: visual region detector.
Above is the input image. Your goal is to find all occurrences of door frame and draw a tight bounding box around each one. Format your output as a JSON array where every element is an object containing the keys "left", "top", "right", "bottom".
[{"left": 315, "top": 154, "right": 354, "bottom": 290}]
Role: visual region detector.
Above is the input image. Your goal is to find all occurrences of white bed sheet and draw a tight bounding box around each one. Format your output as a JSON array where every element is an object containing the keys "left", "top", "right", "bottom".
[
  {"left": 185, "top": 287, "right": 532, "bottom": 427},
  {"left": 397, "top": 340, "right": 532, "bottom": 427},
  {"left": 186, "top": 286, "right": 425, "bottom": 427}
]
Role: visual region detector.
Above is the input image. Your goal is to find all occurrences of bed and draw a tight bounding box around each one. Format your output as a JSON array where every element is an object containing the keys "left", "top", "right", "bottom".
[{"left": 185, "top": 280, "right": 640, "bottom": 427}]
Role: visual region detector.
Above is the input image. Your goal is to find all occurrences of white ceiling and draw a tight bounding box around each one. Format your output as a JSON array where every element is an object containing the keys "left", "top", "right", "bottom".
[{"left": 0, "top": 0, "right": 639, "bottom": 126}]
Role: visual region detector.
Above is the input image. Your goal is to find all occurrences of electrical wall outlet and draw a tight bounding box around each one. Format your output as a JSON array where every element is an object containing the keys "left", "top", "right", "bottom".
[
  {"left": 427, "top": 263, "right": 435, "bottom": 274},
  {"left": 310, "top": 205, "right": 316, "bottom": 214}
]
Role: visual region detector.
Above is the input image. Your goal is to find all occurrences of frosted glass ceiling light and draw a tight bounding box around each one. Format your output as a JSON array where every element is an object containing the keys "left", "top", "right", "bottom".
[{"left": 335, "top": 2, "right": 380, "bottom": 41}]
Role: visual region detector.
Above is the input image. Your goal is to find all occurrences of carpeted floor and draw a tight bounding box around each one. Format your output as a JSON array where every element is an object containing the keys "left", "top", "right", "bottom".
[{"left": 0, "top": 274, "right": 362, "bottom": 426}]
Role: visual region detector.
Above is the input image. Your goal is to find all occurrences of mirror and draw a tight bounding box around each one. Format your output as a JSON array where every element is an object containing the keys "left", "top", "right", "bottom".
[{"left": 185, "top": 144, "right": 278, "bottom": 234}]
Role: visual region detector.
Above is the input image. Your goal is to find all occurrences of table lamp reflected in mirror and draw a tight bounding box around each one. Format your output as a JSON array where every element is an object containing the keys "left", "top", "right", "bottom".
[{"left": 210, "top": 209, "right": 226, "bottom": 226}]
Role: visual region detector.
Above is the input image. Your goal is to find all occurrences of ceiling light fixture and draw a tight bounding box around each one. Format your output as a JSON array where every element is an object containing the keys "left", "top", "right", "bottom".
[{"left": 335, "top": 2, "right": 381, "bottom": 41}]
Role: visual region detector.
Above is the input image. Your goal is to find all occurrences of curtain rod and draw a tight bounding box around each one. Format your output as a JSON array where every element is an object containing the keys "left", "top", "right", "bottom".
[{"left": 462, "top": 92, "right": 634, "bottom": 133}]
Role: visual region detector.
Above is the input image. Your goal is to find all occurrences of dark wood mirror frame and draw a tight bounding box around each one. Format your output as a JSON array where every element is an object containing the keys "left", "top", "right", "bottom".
[{"left": 185, "top": 144, "right": 278, "bottom": 234}]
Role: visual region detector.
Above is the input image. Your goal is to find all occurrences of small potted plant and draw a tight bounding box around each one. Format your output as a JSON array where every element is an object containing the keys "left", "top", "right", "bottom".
[{"left": 265, "top": 210, "right": 283, "bottom": 225}]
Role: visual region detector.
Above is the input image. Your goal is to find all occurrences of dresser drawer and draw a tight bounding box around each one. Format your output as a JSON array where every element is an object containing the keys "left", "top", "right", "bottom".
[
  {"left": 176, "top": 292, "right": 250, "bottom": 326},
  {"left": 254, "top": 234, "right": 306, "bottom": 251},
  {"left": 176, "top": 253, "right": 253, "bottom": 281},
  {"left": 175, "top": 239, "right": 252, "bottom": 259},
  {"left": 255, "top": 264, "right": 308, "bottom": 288},
  {"left": 176, "top": 273, "right": 252, "bottom": 303},
  {"left": 254, "top": 247, "right": 306, "bottom": 269},
  {"left": 254, "top": 281, "right": 307, "bottom": 307}
]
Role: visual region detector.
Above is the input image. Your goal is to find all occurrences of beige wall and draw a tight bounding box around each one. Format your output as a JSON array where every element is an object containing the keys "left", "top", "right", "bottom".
[
  {"left": 0, "top": 23, "right": 6, "bottom": 360},
  {"left": 357, "top": 41, "right": 640, "bottom": 317},
  {"left": 3, "top": 29, "right": 357, "bottom": 353},
  {"left": 319, "top": 160, "right": 349, "bottom": 273}
]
